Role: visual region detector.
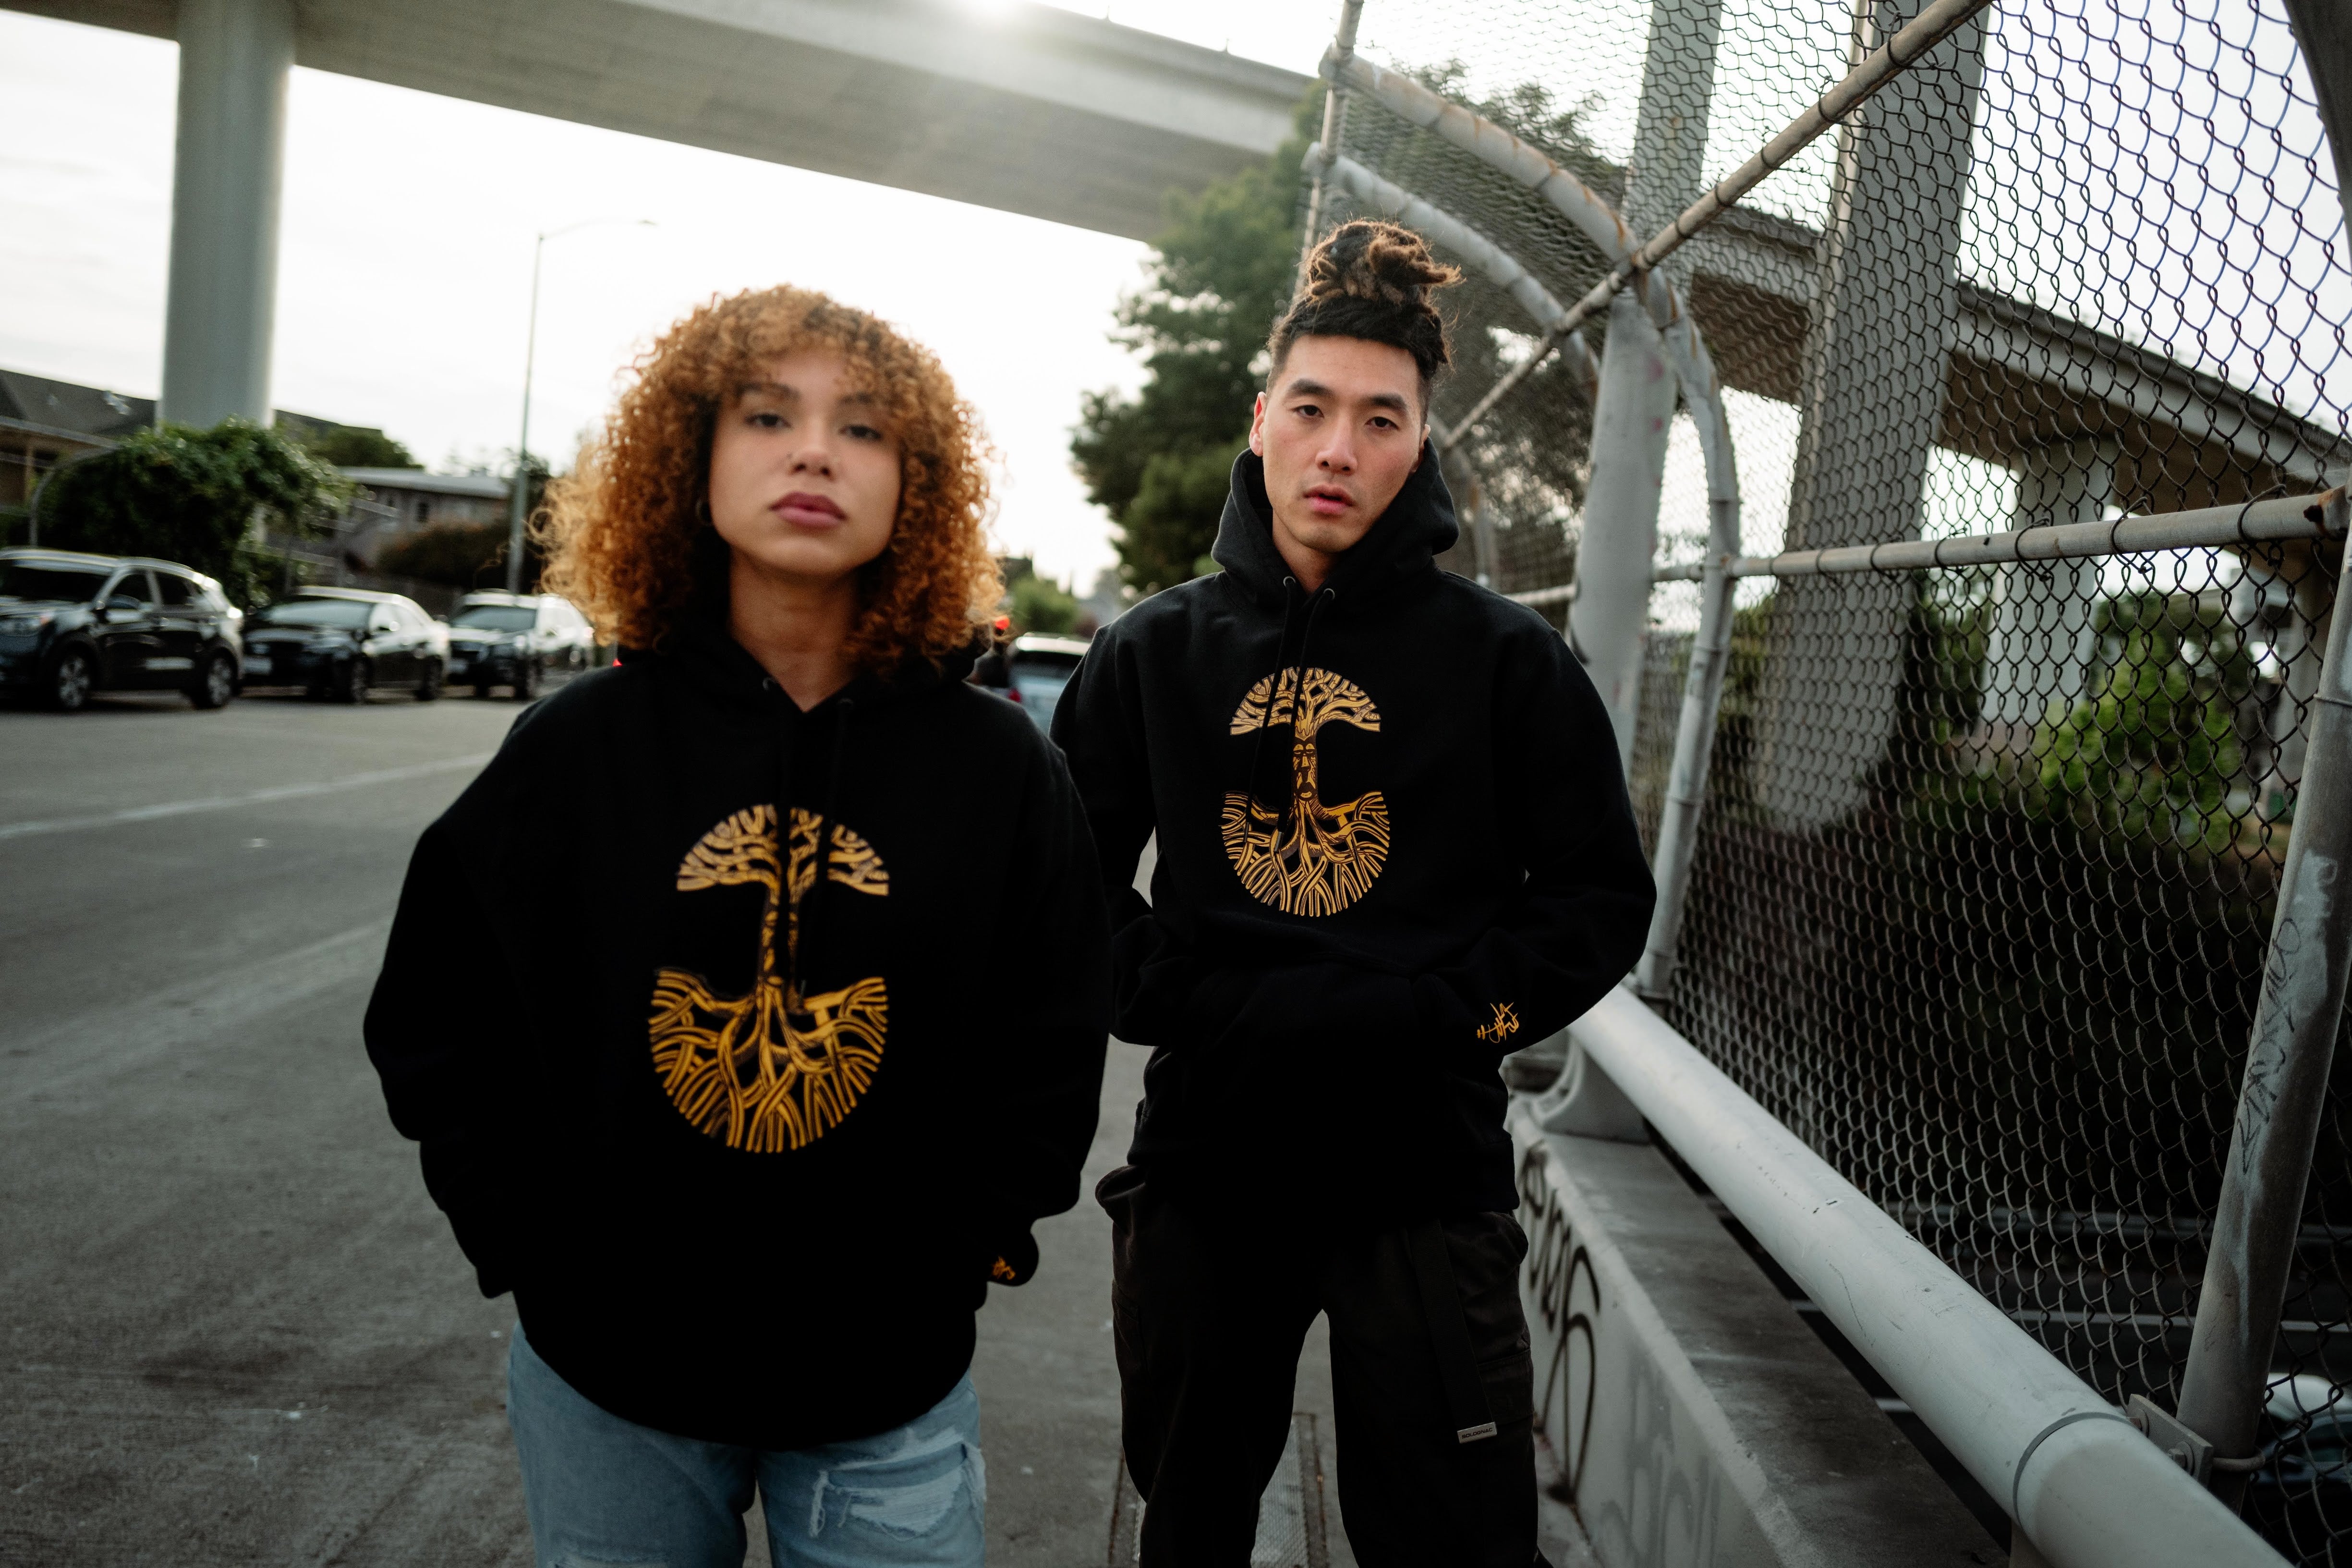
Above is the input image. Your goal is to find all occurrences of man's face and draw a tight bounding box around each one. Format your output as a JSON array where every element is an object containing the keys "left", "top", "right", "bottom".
[{"left": 1249, "top": 335, "right": 1424, "bottom": 585}]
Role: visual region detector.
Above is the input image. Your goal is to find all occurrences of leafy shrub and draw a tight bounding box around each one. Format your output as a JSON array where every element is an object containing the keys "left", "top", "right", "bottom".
[
  {"left": 2034, "top": 590, "right": 2256, "bottom": 850},
  {"left": 37, "top": 419, "right": 351, "bottom": 607}
]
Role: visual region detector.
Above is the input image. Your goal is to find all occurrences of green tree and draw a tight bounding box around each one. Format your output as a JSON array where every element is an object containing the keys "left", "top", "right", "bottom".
[
  {"left": 1009, "top": 572, "right": 1081, "bottom": 635},
  {"left": 2034, "top": 590, "right": 2256, "bottom": 848},
  {"left": 293, "top": 423, "right": 420, "bottom": 469},
  {"left": 1072, "top": 91, "right": 1321, "bottom": 597},
  {"left": 38, "top": 418, "right": 352, "bottom": 607}
]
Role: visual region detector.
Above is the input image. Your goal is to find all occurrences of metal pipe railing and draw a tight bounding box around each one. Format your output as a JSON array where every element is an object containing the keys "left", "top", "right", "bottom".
[
  {"left": 2175, "top": 490, "right": 2352, "bottom": 1502},
  {"left": 1639, "top": 489, "right": 2347, "bottom": 582},
  {"left": 1561, "top": 988, "right": 2289, "bottom": 1568}
]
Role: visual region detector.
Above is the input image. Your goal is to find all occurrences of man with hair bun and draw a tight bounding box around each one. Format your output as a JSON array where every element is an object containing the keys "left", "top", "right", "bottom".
[{"left": 1055, "top": 219, "right": 1654, "bottom": 1565}]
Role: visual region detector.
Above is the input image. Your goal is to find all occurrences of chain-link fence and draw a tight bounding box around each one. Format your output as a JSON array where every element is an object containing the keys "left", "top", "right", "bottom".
[{"left": 1303, "top": 0, "right": 2352, "bottom": 1559}]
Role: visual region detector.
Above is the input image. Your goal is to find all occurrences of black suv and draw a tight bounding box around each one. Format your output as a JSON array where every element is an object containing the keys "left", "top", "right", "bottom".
[
  {"left": 240, "top": 588, "right": 449, "bottom": 703},
  {"left": 0, "top": 547, "right": 245, "bottom": 712}
]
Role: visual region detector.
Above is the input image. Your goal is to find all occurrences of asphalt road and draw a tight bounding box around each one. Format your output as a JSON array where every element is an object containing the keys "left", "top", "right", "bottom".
[{"left": 0, "top": 685, "right": 1391, "bottom": 1567}]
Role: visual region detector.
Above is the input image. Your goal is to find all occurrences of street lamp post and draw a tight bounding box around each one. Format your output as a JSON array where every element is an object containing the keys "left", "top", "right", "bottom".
[{"left": 504, "top": 218, "right": 654, "bottom": 593}]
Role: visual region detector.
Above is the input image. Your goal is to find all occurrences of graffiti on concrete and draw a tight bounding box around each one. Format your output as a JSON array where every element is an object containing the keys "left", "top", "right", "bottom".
[
  {"left": 1517, "top": 1134, "right": 1734, "bottom": 1565},
  {"left": 1519, "top": 1138, "right": 1599, "bottom": 1501}
]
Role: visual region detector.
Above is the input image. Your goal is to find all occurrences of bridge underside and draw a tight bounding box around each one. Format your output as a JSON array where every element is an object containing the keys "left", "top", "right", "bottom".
[
  {"left": 12, "top": 0, "right": 1308, "bottom": 242},
  {"left": 12, "top": 0, "right": 1309, "bottom": 428},
  {"left": 1682, "top": 210, "right": 2348, "bottom": 513}
]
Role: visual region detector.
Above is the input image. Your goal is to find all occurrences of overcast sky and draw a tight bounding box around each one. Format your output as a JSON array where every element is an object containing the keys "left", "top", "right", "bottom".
[{"left": 0, "top": 3, "right": 1341, "bottom": 590}]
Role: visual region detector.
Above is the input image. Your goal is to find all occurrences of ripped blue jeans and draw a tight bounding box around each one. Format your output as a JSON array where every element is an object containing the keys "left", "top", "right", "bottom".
[{"left": 506, "top": 1324, "right": 985, "bottom": 1568}]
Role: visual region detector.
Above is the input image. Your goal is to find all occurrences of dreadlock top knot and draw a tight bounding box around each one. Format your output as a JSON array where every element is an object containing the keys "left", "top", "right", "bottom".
[
  {"left": 1303, "top": 220, "right": 1460, "bottom": 310},
  {"left": 1271, "top": 219, "right": 1462, "bottom": 397}
]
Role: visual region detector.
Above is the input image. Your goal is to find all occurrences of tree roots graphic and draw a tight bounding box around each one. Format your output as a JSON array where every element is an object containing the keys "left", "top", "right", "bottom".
[
  {"left": 649, "top": 805, "right": 889, "bottom": 1152},
  {"left": 1223, "top": 669, "right": 1391, "bottom": 917}
]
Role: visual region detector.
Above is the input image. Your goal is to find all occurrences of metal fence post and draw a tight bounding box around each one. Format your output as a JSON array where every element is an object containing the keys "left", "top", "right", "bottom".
[
  {"left": 2172, "top": 5, "right": 2352, "bottom": 1505},
  {"left": 1636, "top": 322, "right": 1741, "bottom": 1000},
  {"left": 1299, "top": 0, "right": 1365, "bottom": 276},
  {"left": 1438, "top": 445, "right": 1497, "bottom": 588},
  {"left": 1635, "top": 536, "right": 1736, "bottom": 998},
  {"left": 2175, "top": 492, "right": 2352, "bottom": 1503}
]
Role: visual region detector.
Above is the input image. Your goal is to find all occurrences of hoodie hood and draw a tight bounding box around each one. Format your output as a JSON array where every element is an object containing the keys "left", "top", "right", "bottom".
[{"left": 1210, "top": 443, "right": 1459, "bottom": 613}]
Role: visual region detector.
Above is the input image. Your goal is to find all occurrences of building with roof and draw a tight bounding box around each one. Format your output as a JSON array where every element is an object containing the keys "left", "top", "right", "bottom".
[
  {"left": 334, "top": 468, "right": 511, "bottom": 569},
  {"left": 0, "top": 367, "right": 507, "bottom": 567},
  {"left": 0, "top": 369, "right": 154, "bottom": 518}
]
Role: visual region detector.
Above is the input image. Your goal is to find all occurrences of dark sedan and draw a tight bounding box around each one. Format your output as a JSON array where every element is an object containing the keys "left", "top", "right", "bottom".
[
  {"left": 980, "top": 633, "right": 1091, "bottom": 735},
  {"left": 239, "top": 589, "right": 448, "bottom": 703},
  {"left": 0, "top": 547, "right": 245, "bottom": 712},
  {"left": 2243, "top": 1374, "right": 2352, "bottom": 1549},
  {"left": 442, "top": 592, "right": 595, "bottom": 700}
]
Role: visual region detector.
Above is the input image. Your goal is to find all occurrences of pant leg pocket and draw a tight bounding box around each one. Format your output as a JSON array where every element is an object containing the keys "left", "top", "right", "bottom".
[
  {"left": 1095, "top": 1162, "right": 1146, "bottom": 1221},
  {"left": 1446, "top": 1212, "right": 1535, "bottom": 1421}
]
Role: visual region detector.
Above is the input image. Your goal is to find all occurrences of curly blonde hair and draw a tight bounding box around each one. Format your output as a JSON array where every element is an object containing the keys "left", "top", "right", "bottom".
[{"left": 538, "top": 286, "right": 1001, "bottom": 669}]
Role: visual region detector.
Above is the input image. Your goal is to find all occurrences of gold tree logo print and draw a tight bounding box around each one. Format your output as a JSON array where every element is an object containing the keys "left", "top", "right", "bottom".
[
  {"left": 1222, "top": 668, "right": 1391, "bottom": 916},
  {"left": 649, "top": 805, "right": 889, "bottom": 1153}
]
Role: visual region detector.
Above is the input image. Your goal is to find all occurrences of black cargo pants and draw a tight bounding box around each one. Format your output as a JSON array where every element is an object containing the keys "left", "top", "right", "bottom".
[{"left": 1099, "top": 1164, "right": 1536, "bottom": 1568}]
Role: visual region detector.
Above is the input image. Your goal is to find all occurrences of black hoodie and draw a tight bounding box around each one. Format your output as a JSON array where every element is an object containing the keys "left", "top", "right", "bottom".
[
  {"left": 365, "top": 587, "right": 1109, "bottom": 1449},
  {"left": 1052, "top": 448, "right": 1653, "bottom": 1217}
]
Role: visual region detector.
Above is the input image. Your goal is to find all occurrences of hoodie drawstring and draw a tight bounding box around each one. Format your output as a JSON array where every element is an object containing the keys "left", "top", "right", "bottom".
[
  {"left": 1277, "top": 588, "right": 1335, "bottom": 837},
  {"left": 1242, "top": 580, "right": 1335, "bottom": 838},
  {"left": 1241, "top": 580, "right": 1304, "bottom": 827},
  {"left": 780, "top": 693, "right": 856, "bottom": 1016}
]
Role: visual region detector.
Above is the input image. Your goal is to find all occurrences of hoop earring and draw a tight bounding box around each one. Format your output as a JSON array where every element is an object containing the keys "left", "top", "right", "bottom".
[{"left": 694, "top": 497, "right": 711, "bottom": 525}]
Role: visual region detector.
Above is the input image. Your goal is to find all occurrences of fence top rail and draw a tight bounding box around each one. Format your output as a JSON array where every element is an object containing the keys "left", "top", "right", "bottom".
[{"left": 1628, "top": 488, "right": 2345, "bottom": 586}]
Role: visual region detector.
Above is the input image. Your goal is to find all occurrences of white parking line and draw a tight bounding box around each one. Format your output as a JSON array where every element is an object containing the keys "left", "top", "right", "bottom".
[{"left": 0, "top": 753, "right": 495, "bottom": 843}]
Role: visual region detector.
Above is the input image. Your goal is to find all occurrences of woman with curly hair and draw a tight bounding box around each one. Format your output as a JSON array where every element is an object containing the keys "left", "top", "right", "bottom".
[{"left": 364, "top": 286, "right": 1110, "bottom": 1568}]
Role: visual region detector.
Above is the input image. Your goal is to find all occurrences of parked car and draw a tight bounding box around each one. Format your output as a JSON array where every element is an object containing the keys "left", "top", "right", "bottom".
[
  {"left": 441, "top": 591, "right": 595, "bottom": 700},
  {"left": 973, "top": 633, "right": 1090, "bottom": 734},
  {"left": 2243, "top": 1374, "right": 2352, "bottom": 1546},
  {"left": 240, "top": 588, "right": 448, "bottom": 703},
  {"left": 0, "top": 547, "right": 244, "bottom": 713}
]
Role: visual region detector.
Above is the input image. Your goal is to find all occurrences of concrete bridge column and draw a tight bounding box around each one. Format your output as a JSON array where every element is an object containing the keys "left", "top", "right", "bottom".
[
  {"left": 1621, "top": 0, "right": 1724, "bottom": 248},
  {"left": 1754, "top": 0, "right": 1984, "bottom": 828},
  {"left": 160, "top": 0, "right": 293, "bottom": 430},
  {"left": 1979, "top": 437, "right": 2115, "bottom": 735}
]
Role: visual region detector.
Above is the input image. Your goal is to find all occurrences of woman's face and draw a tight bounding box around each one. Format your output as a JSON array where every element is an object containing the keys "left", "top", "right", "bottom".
[{"left": 706, "top": 349, "right": 902, "bottom": 587}]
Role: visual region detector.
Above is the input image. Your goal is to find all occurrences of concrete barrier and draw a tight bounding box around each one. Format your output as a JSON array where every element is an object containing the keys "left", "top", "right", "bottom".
[{"left": 1510, "top": 1095, "right": 2000, "bottom": 1567}]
